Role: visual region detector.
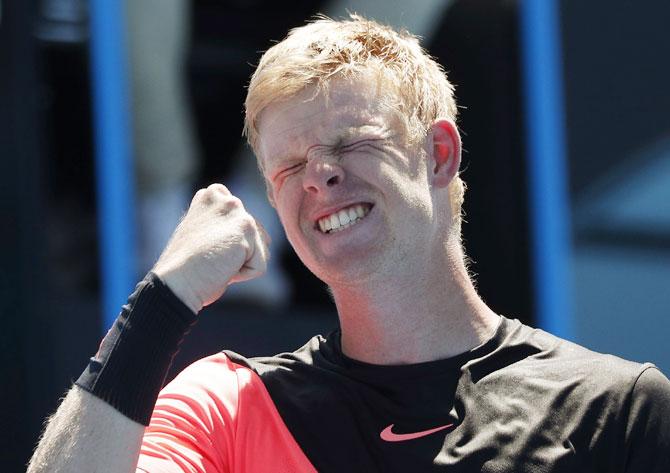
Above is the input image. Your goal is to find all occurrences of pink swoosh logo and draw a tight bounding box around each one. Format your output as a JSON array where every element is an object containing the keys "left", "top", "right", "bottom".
[{"left": 380, "top": 423, "right": 454, "bottom": 442}]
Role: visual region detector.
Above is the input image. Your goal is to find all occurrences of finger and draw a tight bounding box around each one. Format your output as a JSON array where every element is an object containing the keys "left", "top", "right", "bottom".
[{"left": 230, "top": 225, "right": 269, "bottom": 284}]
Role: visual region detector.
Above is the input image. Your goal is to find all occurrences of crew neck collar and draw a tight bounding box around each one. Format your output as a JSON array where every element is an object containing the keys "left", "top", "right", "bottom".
[{"left": 319, "top": 315, "right": 511, "bottom": 383}]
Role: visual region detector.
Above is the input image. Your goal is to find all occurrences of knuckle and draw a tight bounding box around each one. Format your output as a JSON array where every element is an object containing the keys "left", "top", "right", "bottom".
[
  {"left": 196, "top": 184, "right": 233, "bottom": 207},
  {"left": 207, "top": 183, "right": 230, "bottom": 195},
  {"left": 194, "top": 187, "right": 218, "bottom": 206},
  {"left": 192, "top": 188, "right": 207, "bottom": 202},
  {"left": 222, "top": 195, "right": 243, "bottom": 211}
]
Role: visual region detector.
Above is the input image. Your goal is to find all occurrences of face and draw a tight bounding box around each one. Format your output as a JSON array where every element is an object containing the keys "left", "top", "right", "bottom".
[{"left": 256, "top": 77, "right": 444, "bottom": 285}]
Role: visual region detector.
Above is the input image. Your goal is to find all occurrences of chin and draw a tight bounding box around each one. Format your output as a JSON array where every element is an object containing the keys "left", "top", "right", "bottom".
[{"left": 305, "top": 253, "right": 386, "bottom": 287}]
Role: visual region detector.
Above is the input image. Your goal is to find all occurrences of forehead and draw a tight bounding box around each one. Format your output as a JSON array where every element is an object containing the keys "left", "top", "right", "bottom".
[{"left": 256, "top": 78, "right": 401, "bottom": 168}]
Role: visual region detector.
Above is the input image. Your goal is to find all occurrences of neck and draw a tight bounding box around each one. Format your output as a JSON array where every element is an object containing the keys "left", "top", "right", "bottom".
[{"left": 330, "top": 241, "right": 500, "bottom": 365}]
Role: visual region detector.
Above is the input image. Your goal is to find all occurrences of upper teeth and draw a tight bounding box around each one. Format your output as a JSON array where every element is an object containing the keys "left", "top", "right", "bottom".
[{"left": 318, "top": 204, "right": 369, "bottom": 233}]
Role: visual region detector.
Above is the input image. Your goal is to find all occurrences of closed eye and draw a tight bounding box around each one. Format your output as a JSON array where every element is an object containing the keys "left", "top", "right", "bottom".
[
  {"left": 272, "top": 162, "right": 305, "bottom": 188},
  {"left": 280, "top": 162, "right": 305, "bottom": 176}
]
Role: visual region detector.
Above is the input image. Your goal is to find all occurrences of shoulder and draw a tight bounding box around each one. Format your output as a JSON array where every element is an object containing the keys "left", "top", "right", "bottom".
[
  {"left": 223, "top": 333, "right": 331, "bottom": 375},
  {"left": 151, "top": 351, "right": 288, "bottom": 434},
  {"left": 509, "top": 320, "right": 670, "bottom": 424},
  {"left": 484, "top": 319, "right": 666, "bottom": 419},
  {"left": 159, "top": 331, "right": 331, "bottom": 405},
  {"left": 160, "top": 349, "right": 301, "bottom": 397},
  {"left": 487, "top": 320, "right": 670, "bottom": 468},
  {"left": 142, "top": 354, "right": 245, "bottom": 472},
  {"left": 163, "top": 352, "right": 246, "bottom": 391},
  {"left": 502, "top": 319, "right": 653, "bottom": 387},
  {"left": 156, "top": 353, "right": 251, "bottom": 418},
  {"left": 143, "top": 353, "right": 319, "bottom": 472}
]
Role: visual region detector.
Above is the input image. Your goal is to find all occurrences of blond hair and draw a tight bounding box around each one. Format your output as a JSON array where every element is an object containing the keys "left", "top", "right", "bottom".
[{"left": 244, "top": 14, "right": 465, "bottom": 226}]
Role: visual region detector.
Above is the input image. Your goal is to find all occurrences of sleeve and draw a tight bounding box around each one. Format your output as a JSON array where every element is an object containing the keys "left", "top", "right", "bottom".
[
  {"left": 136, "top": 353, "right": 240, "bottom": 473},
  {"left": 623, "top": 365, "right": 670, "bottom": 473}
]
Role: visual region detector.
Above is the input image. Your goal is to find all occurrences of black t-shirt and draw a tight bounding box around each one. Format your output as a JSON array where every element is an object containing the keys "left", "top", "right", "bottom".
[{"left": 226, "top": 316, "right": 670, "bottom": 472}]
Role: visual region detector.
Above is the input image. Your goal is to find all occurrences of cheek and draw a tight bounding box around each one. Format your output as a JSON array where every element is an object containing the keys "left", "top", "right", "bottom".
[{"left": 274, "top": 184, "right": 303, "bottom": 230}]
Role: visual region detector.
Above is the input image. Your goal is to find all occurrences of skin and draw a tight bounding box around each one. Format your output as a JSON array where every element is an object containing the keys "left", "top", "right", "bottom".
[{"left": 257, "top": 76, "right": 500, "bottom": 364}]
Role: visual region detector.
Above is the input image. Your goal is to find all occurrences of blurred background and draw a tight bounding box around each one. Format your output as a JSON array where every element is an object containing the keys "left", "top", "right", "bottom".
[{"left": 1, "top": 0, "right": 669, "bottom": 470}]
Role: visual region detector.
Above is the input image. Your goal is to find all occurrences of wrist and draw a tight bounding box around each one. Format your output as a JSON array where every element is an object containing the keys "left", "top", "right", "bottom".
[
  {"left": 76, "top": 272, "right": 198, "bottom": 425},
  {"left": 152, "top": 267, "right": 203, "bottom": 314}
]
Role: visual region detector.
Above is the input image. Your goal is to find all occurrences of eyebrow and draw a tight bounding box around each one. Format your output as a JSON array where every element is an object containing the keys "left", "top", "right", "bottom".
[{"left": 334, "top": 137, "right": 386, "bottom": 153}]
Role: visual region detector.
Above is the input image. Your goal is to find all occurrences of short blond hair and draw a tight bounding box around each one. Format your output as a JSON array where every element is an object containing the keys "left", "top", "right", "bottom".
[{"left": 244, "top": 14, "right": 465, "bottom": 226}]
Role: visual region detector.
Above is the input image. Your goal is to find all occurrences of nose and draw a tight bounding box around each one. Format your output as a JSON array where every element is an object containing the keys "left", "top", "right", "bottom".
[{"left": 302, "top": 155, "right": 345, "bottom": 194}]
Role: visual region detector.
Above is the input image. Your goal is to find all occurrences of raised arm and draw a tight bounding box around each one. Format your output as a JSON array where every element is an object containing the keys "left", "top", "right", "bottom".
[{"left": 27, "top": 184, "right": 270, "bottom": 473}]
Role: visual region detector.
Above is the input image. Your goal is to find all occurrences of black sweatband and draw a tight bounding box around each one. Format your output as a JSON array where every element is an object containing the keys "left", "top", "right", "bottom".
[{"left": 76, "top": 272, "right": 197, "bottom": 425}]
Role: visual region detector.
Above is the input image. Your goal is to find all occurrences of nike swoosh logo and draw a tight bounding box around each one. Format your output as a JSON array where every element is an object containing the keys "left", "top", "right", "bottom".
[{"left": 380, "top": 423, "right": 454, "bottom": 442}]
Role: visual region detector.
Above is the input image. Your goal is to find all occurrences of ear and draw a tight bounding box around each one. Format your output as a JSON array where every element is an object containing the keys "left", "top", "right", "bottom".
[{"left": 428, "top": 119, "right": 461, "bottom": 188}]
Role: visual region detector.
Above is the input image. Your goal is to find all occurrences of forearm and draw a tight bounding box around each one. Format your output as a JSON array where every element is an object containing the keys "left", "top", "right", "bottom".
[
  {"left": 29, "top": 274, "right": 197, "bottom": 472},
  {"left": 28, "top": 385, "right": 144, "bottom": 473}
]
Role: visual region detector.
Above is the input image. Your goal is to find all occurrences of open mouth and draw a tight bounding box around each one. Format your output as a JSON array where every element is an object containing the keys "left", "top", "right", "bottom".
[{"left": 316, "top": 203, "right": 373, "bottom": 234}]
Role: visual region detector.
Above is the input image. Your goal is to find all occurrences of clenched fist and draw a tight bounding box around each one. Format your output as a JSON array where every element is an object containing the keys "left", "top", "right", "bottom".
[{"left": 152, "top": 183, "right": 270, "bottom": 313}]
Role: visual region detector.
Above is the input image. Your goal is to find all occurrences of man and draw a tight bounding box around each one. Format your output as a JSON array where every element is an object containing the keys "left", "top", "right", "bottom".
[{"left": 29, "top": 15, "right": 670, "bottom": 473}]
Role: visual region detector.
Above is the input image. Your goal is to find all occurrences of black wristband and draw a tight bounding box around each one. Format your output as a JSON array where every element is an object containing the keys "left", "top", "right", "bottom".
[{"left": 76, "top": 272, "right": 197, "bottom": 425}]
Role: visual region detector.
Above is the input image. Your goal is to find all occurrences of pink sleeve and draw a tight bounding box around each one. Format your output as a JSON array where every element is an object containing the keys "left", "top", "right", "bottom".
[
  {"left": 135, "top": 353, "right": 316, "bottom": 473},
  {"left": 136, "top": 353, "right": 238, "bottom": 473}
]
